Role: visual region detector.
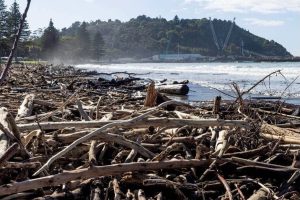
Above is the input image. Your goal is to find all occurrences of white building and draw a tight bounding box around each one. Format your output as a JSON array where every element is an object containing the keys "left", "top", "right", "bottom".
[{"left": 152, "top": 54, "right": 206, "bottom": 62}]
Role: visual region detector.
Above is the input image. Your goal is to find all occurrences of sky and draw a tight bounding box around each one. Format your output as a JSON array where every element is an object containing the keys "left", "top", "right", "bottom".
[{"left": 4, "top": 0, "right": 300, "bottom": 56}]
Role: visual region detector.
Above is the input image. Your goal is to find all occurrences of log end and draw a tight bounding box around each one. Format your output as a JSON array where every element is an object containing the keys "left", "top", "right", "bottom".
[{"left": 180, "top": 84, "right": 189, "bottom": 95}]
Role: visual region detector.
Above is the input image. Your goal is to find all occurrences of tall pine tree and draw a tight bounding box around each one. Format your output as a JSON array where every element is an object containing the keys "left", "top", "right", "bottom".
[
  {"left": 0, "top": 0, "right": 7, "bottom": 38},
  {"left": 6, "top": 1, "right": 30, "bottom": 42},
  {"left": 0, "top": 0, "right": 8, "bottom": 57},
  {"left": 41, "top": 19, "right": 59, "bottom": 59},
  {"left": 92, "top": 31, "right": 105, "bottom": 61}
]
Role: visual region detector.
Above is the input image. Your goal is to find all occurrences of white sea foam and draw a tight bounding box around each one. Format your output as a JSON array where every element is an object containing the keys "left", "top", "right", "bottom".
[{"left": 78, "top": 62, "right": 300, "bottom": 77}]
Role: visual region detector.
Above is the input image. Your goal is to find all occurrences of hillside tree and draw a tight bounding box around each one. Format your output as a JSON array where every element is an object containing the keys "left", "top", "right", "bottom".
[
  {"left": 41, "top": 19, "right": 59, "bottom": 59},
  {"left": 92, "top": 31, "right": 105, "bottom": 61},
  {"left": 77, "top": 22, "right": 90, "bottom": 59}
]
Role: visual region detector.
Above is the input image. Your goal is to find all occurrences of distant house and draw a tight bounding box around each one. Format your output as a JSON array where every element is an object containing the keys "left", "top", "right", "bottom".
[
  {"left": 0, "top": 57, "right": 25, "bottom": 62},
  {"left": 115, "top": 57, "right": 137, "bottom": 63},
  {"left": 152, "top": 54, "right": 206, "bottom": 62},
  {"left": 0, "top": 57, "right": 9, "bottom": 61}
]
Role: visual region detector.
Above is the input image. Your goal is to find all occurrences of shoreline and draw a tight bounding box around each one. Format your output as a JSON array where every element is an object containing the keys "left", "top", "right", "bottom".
[
  {"left": 76, "top": 62, "right": 300, "bottom": 105},
  {"left": 59, "top": 59, "right": 300, "bottom": 66}
]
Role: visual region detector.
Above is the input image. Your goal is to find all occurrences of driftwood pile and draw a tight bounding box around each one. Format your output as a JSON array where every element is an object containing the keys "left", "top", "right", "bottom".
[{"left": 0, "top": 64, "right": 300, "bottom": 200}]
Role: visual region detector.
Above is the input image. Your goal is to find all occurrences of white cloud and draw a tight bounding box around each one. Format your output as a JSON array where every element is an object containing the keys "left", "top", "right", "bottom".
[
  {"left": 244, "top": 18, "right": 285, "bottom": 27},
  {"left": 171, "top": 7, "right": 188, "bottom": 13},
  {"left": 184, "top": 0, "right": 300, "bottom": 13}
]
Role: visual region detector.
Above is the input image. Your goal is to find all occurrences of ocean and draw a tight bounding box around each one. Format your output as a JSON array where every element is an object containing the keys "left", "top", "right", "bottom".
[{"left": 77, "top": 62, "right": 300, "bottom": 105}]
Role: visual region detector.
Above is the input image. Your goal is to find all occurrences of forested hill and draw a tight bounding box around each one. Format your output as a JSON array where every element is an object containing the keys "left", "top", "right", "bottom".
[{"left": 60, "top": 15, "right": 291, "bottom": 59}]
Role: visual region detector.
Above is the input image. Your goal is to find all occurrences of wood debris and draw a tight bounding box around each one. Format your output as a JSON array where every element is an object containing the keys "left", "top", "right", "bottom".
[{"left": 0, "top": 64, "right": 300, "bottom": 199}]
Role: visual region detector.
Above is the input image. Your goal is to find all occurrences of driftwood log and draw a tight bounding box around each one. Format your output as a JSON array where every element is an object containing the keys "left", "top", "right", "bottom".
[
  {"left": 261, "top": 123, "right": 300, "bottom": 144},
  {"left": 16, "top": 94, "right": 35, "bottom": 121},
  {"left": 0, "top": 159, "right": 212, "bottom": 196},
  {"left": 0, "top": 108, "right": 16, "bottom": 158},
  {"left": 17, "top": 118, "right": 249, "bottom": 131},
  {"left": 156, "top": 84, "right": 189, "bottom": 95}
]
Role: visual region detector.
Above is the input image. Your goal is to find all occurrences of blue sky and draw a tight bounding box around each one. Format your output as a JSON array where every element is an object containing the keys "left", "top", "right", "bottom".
[{"left": 5, "top": 0, "right": 300, "bottom": 56}]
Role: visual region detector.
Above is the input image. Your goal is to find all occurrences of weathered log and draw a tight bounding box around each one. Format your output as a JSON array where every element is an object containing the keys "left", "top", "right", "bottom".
[
  {"left": 88, "top": 140, "right": 98, "bottom": 165},
  {"left": 223, "top": 145, "right": 270, "bottom": 158},
  {"left": 213, "top": 96, "right": 221, "bottom": 114},
  {"left": 3, "top": 110, "right": 21, "bottom": 142},
  {"left": 17, "top": 110, "right": 66, "bottom": 121},
  {"left": 209, "top": 127, "right": 218, "bottom": 153},
  {"left": 124, "top": 148, "right": 137, "bottom": 163},
  {"left": 16, "top": 94, "right": 35, "bottom": 120},
  {"left": 174, "top": 110, "right": 199, "bottom": 119},
  {"left": 255, "top": 108, "right": 300, "bottom": 120},
  {"left": 90, "top": 187, "right": 102, "bottom": 200},
  {"left": 126, "top": 190, "right": 135, "bottom": 199},
  {"left": 0, "top": 159, "right": 212, "bottom": 196},
  {"left": 156, "top": 84, "right": 189, "bottom": 95},
  {"left": 138, "top": 189, "right": 146, "bottom": 200},
  {"left": 152, "top": 143, "right": 183, "bottom": 161},
  {"left": 33, "top": 99, "right": 58, "bottom": 108},
  {"left": 113, "top": 179, "right": 123, "bottom": 200},
  {"left": 46, "top": 130, "right": 91, "bottom": 144},
  {"left": 261, "top": 123, "right": 300, "bottom": 144},
  {"left": 112, "top": 150, "right": 130, "bottom": 164},
  {"left": 18, "top": 118, "right": 249, "bottom": 131},
  {"left": 247, "top": 188, "right": 269, "bottom": 200},
  {"left": 97, "top": 132, "right": 155, "bottom": 158},
  {"left": 0, "top": 108, "right": 12, "bottom": 158},
  {"left": 155, "top": 192, "right": 163, "bottom": 200},
  {"left": 1, "top": 161, "right": 41, "bottom": 169},
  {"left": 0, "top": 143, "right": 19, "bottom": 167},
  {"left": 214, "top": 130, "right": 229, "bottom": 156},
  {"left": 143, "top": 178, "right": 198, "bottom": 190},
  {"left": 230, "top": 157, "right": 297, "bottom": 171},
  {"left": 144, "top": 81, "right": 157, "bottom": 107},
  {"left": 76, "top": 100, "right": 91, "bottom": 121},
  {"left": 95, "top": 96, "right": 102, "bottom": 120},
  {"left": 0, "top": 134, "right": 9, "bottom": 159},
  {"left": 98, "top": 143, "right": 108, "bottom": 164},
  {"left": 0, "top": 192, "right": 34, "bottom": 200}
]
